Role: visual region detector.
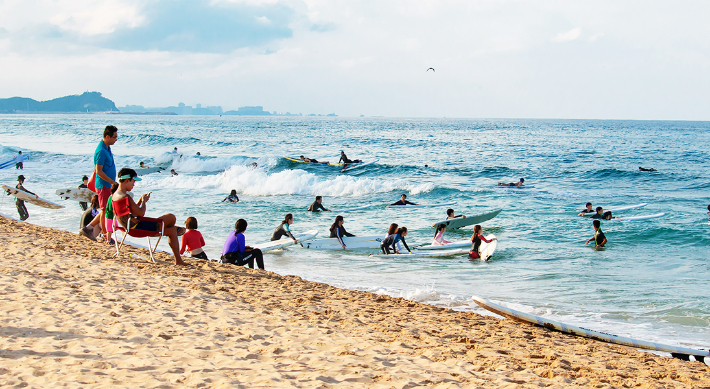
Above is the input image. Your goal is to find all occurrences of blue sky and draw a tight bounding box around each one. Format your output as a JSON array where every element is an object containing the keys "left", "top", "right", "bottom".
[{"left": 0, "top": 0, "right": 709, "bottom": 119}]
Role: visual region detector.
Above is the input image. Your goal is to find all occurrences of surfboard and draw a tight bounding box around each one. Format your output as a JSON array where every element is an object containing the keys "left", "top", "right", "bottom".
[
  {"left": 494, "top": 185, "right": 534, "bottom": 189},
  {"left": 582, "top": 203, "right": 648, "bottom": 216},
  {"left": 477, "top": 235, "right": 497, "bottom": 261},
  {"left": 387, "top": 201, "right": 457, "bottom": 209},
  {"left": 417, "top": 240, "right": 472, "bottom": 250},
  {"left": 341, "top": 159, "right": 379, "bottom": 172},
  {"left": 330, "top": 204, "right": 377, "bottom": 213},
  {"left": 430, "top": 208, "right": 503, "bottom": 229},
  {"left": 284, "top": 157, "right": 337, "bottom": 166},
  {"left": 471, "top": 295, "right": 709, "bottom": 362},
  {"left": 135, "top": 166, "right": 166, "bottom": 176},
  {"left": 610, "top": 212, "right": 665, "bottom": 222},
  {"left": 3, "top": 185, "right": 64, "bottom": 209},
  {"left": 252, "top": 230, "right": 319, "bottom": 252},
  {"left": 303, "top": 235, "right": 384, "bottom": 250},
  {"left": 369, "top": 248, "right": 467, "bottom": 259},
  {"left": 0, "top": 159, "right": 15, "bottom": 169},
  {"left": 55, "top": 187, "right": 96, "bottom": 202}
]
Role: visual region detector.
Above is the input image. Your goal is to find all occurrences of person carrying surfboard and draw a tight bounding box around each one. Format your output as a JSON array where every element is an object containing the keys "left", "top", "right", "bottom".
[
  {"left": 469, "top": 225, "right": 496, "bottom": 260},
  {"left": 78, "top": 176, "right": 89, "bottom": 211},
  {"left": 380, "top": 227, "right": 411, "bottom": 254},
  {"left": 585, "top": 220, "right": 607, "bottom": 249},
  {"left": 330, "top": 215, "right": 356, "bottom": 249},
  {"left": 389, "top": 194, "right": 418, "bottom": 206},
  {"left": 307, "top": 196, "right": 331, "bottom": 212},
  {"left": 271, "top": 213, "right": 298, "bottom": 244},
  {"left": 13, "top": 175, "right": 36, "bottom": 221}
]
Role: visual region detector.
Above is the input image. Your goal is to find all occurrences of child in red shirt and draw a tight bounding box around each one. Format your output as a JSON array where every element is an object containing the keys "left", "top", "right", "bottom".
[{"left": 180, "top": 217, "right": 208, "bottom": 260}]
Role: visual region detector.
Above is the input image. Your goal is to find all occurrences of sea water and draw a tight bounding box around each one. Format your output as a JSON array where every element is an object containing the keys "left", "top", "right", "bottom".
[{"left": 1, "top": 115, "right": 708, "bottom": 354}]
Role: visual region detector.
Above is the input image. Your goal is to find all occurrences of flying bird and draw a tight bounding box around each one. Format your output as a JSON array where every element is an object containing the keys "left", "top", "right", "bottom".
[{"left": 427, "top": 68, "right": 435, "bottom": 72}]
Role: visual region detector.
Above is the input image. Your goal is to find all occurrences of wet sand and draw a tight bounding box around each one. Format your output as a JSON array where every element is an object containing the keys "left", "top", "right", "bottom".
[{"left": 0, "top": 215, "right": 708, "bottom": 388}]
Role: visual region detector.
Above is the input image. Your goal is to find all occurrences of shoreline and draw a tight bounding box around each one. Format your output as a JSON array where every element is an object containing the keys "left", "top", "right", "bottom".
[{"left": 1, "top": 215, "right": 708, "bottom": 387}]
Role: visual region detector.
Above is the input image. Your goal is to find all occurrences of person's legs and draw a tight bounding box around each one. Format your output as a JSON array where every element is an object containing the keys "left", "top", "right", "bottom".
[
  {"left": 251, "top": 248, "right": 264, "bottom": 270},
  {"left": 16, "top": 201, "right": 28, "bottom": 221},
  {"left": 162, "top": 225, "right": 186, "bottom": 266},
  {"left": 97, "top": 188, "right": 111, "bottom": 239}
]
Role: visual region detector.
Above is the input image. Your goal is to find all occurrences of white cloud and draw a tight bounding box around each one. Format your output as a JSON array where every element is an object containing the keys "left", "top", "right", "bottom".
[{"left": 553, "top": 27, "right": 582, "bottom": 42}]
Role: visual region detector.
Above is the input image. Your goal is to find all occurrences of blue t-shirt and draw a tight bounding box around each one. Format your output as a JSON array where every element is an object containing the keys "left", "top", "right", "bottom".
[
  {"left": 94, "top": 140, "right": 116, "bottom": 189},
  {"left": 222, "top": 231, "right": 245, "bottom": 255}
]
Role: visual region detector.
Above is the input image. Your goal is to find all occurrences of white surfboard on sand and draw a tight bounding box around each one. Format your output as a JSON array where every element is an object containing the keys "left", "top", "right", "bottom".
[
  {"left": 55, "top": 187, "right": 96, "bottom": 202},
  {"left": 387, "top": 201, "right": 456, "bottom": 209},
  {"left": 369, "top": 248, "right": 467, "bottom": 259},
  {"left": 3, "top": 185, "right": 64, "bottom": 209},
  {"left": 430, "top": 208, "right": 502, "bottom": 229},
  {"left": 252, "top": 230, "right": 319, "bottom": 252},
  {"left": 471, "top": 295, "right": 709, "bottom": 362},
  {"left": 302, "top": 235, "right": 383, "bottom": 250}
]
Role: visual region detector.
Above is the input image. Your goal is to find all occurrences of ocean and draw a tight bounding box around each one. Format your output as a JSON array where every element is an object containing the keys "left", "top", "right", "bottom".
[{"left": 1, "top": 114, "right": 708, "bottom": 355}]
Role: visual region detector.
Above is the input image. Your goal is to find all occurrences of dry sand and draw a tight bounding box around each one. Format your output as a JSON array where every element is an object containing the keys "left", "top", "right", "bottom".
[{"left": 0, "top": 215, "right": 708, "bottom": 388}]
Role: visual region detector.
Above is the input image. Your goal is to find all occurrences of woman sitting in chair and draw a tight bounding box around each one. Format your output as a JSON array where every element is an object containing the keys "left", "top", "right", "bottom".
[{"left": 112, "top": 168, "right": 187, "bottom": 266}]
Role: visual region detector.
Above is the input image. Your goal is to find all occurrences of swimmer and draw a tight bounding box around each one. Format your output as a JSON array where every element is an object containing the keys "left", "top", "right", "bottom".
[
  {"left": 170, "top": 169, "right": 178, "bottom": 176},
  {"left": 222, "top": 190, "right": 239, "bottom": 203},
  {"left": 497, "top": 178, "right": 525, "bottom": 187},
  {"left": 639, "top": 167, "right": 657, "bottom": 172}
]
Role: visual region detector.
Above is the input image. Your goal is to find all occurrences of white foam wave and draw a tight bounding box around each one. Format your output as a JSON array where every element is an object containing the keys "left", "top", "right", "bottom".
[{"left": 148, "top": 165, "right": 435, "bottom": 197}]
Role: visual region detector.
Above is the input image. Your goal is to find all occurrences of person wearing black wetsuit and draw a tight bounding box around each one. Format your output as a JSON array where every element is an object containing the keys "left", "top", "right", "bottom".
[
  {"left": 585, "top": 219, "right": 607, "bottom": 248},
  {"left": 380, "top": 227, "right": 411, "bottom": 254},
  {"left": 14, "top": 175, "right": 34, "bottom": 221},
  {"left": 222, "top": 189, "right": 239, "bottom": 203},
  {"left": 330, "top": 215, "right": 355, "bottom": 249},
  {"left": 590, "top": 206, "right": 605, "bottom": 219},
  {"left": 338, "top": 151, "right": 361, "bottom": 165},
  {"left": 390, "top": 194, "right": 417, "bottom": 206},
  {"left": 271, "top": 213, "right": 297, "bottom": 243},
  {"left": 307, "top": 196, "right": 331, "bottom": 212},
  {"left": 78, "top": 176, "right": 89, "bottom": 211}
]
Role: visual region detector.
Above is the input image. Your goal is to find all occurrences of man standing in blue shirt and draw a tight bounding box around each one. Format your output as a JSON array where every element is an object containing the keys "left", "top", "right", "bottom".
[{"left": 93, "top": 125, "right": 118, "bottom": 241}]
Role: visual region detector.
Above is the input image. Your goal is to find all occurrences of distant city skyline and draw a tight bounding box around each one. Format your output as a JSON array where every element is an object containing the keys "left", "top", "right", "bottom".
[{"left": 1, "top": 1, "right": 709, "bottom": 120}]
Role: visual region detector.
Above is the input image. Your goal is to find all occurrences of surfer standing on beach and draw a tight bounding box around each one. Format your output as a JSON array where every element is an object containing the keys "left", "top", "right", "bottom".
[{"left": 13, "top": 175, "right": 36, "bottom": 221}]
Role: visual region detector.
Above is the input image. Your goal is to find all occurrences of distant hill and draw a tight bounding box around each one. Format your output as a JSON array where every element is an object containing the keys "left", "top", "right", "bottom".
[{"left": 0, "top": 92, "right": 119, "bottom": 113}]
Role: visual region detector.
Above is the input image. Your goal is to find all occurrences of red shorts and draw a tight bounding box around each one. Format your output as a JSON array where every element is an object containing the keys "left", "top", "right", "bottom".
[{"left": 97, "top": 188, "right": 111, "bottom": 210}]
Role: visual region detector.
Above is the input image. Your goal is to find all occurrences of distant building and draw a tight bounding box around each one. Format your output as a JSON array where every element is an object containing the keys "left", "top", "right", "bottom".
[{"left": 223, "top": 106, "right": 271, "bottom": 116}]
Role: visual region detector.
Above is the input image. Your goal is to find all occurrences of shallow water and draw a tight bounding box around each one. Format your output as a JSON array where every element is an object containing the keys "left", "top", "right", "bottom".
[{"left": 1, "top": 114, "right": 708, "bottom": 352}]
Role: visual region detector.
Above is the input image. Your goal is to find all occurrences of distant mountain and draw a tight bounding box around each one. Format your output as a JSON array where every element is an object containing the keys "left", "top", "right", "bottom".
[{"left": 0, "top": 92, "right": 119, "bottom": 113}]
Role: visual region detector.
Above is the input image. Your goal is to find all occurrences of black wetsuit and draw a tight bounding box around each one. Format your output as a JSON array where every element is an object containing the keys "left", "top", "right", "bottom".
[
  {"left": 338, "top": 153, "right": 361, "bottom": 164},
  {"left": 390, "top": 200, "right": 416, "bottom": 206},
  {"left": 380, "top": 233, "right": 410, "bottom": 254},
  {"left": 78, "top": 183, "right": 88, "bottom": 211},
  {"left": 307, "top": 201, "right": 327, "bottom": 212},
  {"left": 80, "top": 208, "right": 94, "bottom": 228},
  {"left": 15, "top": 183, "right": 33, "bottom": 221},
  {"left": 330, "top": 225, "right": 355, "bottom": 246},
  {"left": 591, "top": 213, "right": 604, "bottom": 219},
  {"left": 271, "top": 223, "right": 295, "bottom": 241}
]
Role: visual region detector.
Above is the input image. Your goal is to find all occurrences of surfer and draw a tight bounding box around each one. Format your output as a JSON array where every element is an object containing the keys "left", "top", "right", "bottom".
[
  {"left": 112, "top": 168, "right": 187, "bottom": 266},
  {"left": 170, "top": 169, "right": 178, "bottom": 176},
  {"left": 271, "top": 213, "right": 298, "bottom": 244},
  {"left": 585, "top": 220, "right": 607, "bottom": 249},
  {"left": 13, "top": 175, "right": 36, "bottom": 221},
  {"left": 139, "top": 162, "right": 150, "bottom": 169},
  {"left": 590, "top": 207, "right": 605, "bottom": 219},
  {"left": 222, "top": 190, "right": 239, "bottom": 203},
  {"left": 307, "top": 196, "right": 331, "bottom": 212},
  {"left": 180, "top": 217, "right": 208, "bottom": 260},
  {"left": 338, "top": 151, "right": 362, "bottom": 165},
  {"left": 251, "top": 162, "right": 258, "bottom": 169},
  {"left": 330, "top": 215, "right": 356, "bottom": 249},
  {"left": 578, "top": 202, "right": 594, "bottom": 216},
  {"left": 221, "top": 219, "right": 265, "bottom": 269},
  {"left": 78, "top": 176, "right": 89, "bottom": 211},
  {"left": 15, "top": 151, "right": 24, "bottom": 170},
  {"left": 299, "top": 155, "right": 330, "bottom": 165},
  {"left": 469, "top": 225, "right": 496, "bottom": 260},
  {"left": 380, "top": 227, "right": 411, "bottom": 254},
  {"left": 496, "top": 178, "right": 525, "bottom": 187},
  {"left": 389, "top": 194, "right": 418, "bottom": 206},
  {"left": 432, "top": 224, "right": 452, "bottom": 246},
  {"left": 639, "top": 167, "right": 657, "bottom": 172},
  {"left": 707, "top": 204, "right": 710, "bottom": 221},
  {"left": 446, "top": 208, "right": 465, "bottom": 220}
]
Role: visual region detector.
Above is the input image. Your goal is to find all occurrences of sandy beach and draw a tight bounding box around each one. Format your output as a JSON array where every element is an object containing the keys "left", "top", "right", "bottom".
[{"left": 0, "top": 215, "right": 708, "bottom": 388}]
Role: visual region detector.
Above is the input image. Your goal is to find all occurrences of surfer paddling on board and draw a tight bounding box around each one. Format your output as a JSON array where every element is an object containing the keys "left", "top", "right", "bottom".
[
  {"left": 12, "top": 175, "right": 37, "bottom": 221},
  {"left": 469, "top": 225, "right": 496, "bottom": 260},
  {"left": 496, "top": 178, "right": 525, "bottom": 187},
  {"left": 585, "top": 219, "right": 607, "bottom": 249},
  {"left": 299, "top": 155, "right": 330, "bottom": 165},
  {"left": 578, "top": 202, "right": 594, "bottom": 216},
  {"left": 330, "top": 215, "right": 356, "bottom": 249},
  {"left": 307, "top": 196, "right": 331, "bottom": 212},
  {"left": 338, "top": 150, "right": 362, "bottom": 169},
  {"left": 271, "top": 213, "right": 298, "bottom": 244},
  {"left": 389, "top": 194, "right": 418, "bottom": 207},
  {"left": 222, "top": 190, "right": 239, "bottom": 203},
  {"left": 380, "top": 227, "right": 411, "bottom": 254},
  {"left": 639, "top": 167, "right": 657, "bottom": 172}
]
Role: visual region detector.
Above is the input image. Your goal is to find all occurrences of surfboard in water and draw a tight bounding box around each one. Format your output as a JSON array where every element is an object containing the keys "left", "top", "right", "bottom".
[
  {"left": 369, "top": 248, "right": 467, "bottom": 259},
  {"left": 252, "top": 230, "right": 319, "bottom": 252},
  {"left": 581, "top": 203, "right": 648, "bottom": 216},
  {"left": 3, "top": 185, "right": 64, "bottom": 209},
  {"left": 330, "top": 204, "right": 377, "bottom": 213},
  {"left": 430, "top": 208, "right": 503, "bottom": 229},
  {"left": 303, "top": 235, "right": 383, "bottom": 250},
  {"left": 283, "top": 157, "right": 338, "bottom": 166},
  {"left": 471, "top": 295, "right": 708, "bottom": 362},
  {"left": 341, "top": 159, "right": 379, "bottom": 172},
  {"left": 0, "top": 159, "right": 15, "bottom": 170},
  {"left": 609, "top": 212, "right": 665, "bottom": 221}
]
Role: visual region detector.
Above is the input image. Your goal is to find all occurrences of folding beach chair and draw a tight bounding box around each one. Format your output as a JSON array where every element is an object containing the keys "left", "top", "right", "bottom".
[{"left": 113, "top": 217, "right": 165, "bottom": 263}]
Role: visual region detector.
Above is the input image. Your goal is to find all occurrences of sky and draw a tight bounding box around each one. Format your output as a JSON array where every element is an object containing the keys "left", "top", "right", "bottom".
[{"left": 0, "top": 0, "right": 709, "bottom": 119}]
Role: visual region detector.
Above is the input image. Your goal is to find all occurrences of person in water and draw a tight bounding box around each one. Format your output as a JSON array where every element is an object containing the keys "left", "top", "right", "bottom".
[
  {"left": 389, "top": 194, "right": 418, "bottom": 206},
  {"left": 221, "top": 219, "right": 265, "bottom": 269},
  {"left": 223, "top": 190, "right": 239, "bottom": 203},
  {"left": 330, "top": 215, "right": 356, "bottom": 249},
  {"left": 271, "top": 213, "right": 298, "bottom": 244},
  {"left": 13, "top": 175, "right": 36, "bottom": 221},
  {"left": 78, "top": 175, "right": 89, "bottom": 211},
  {"left": 433, "top": 224, "right": 452, "bottom": 246},
  {"left": 497, "top": 178, "right": 525, "bottom": 187},
  {"left": 338, "top": 150, "right": 362, "bottom": 165},
  {"left": 585, "top": 219, "right": 607, "bottom": 248},
  {"left": 299, "top": 155, "right": 329, "bottom": 165},
  {"left": 170, "top": 169, "right": 178, "bottom": 176},
  {"left": 469, "top": 224, "right": 496, "bottom": 260},
  {"left": 307, "top": 196, "right": 331, "bottom": 212},
  {"left": 446, "top": 208, "right": 465, "bottom": 220},
  {"left": 380, "top": 227, "right": 411, "bottom": 254},
  {"left": 590, "top": 206, "right": 605, "bottom": 219},
  {"left": 180, "top": 217, "right": 208, "bottom": 260},
  {"left": 251, "top": 162, "right": 258, "bottom": 169},
  {"left": 112, "top": 168, "right": 187, "bottom": 266},
  {"left": 15, "top": 151, "right": 24, "bottom": 170},
  {"left": 578, "top": 202, "right": 594, "bottom": 216},
  {"left": 639, "top": 167, "right": 657, "bottom": 172},
  {"left": 707, "top": 204, "right": 710, "bottom": 221}
]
